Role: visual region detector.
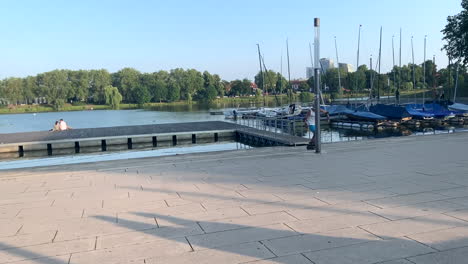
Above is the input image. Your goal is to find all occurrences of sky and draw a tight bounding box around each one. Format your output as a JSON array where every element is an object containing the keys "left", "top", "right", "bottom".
[{"left": 0, "top": 0, "right": 463, "bottom": 81}]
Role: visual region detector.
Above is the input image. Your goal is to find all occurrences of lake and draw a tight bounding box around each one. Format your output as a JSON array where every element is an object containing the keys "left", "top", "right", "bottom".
[{"left": 0, "top": 106, "right": 466, "bottom": 169}]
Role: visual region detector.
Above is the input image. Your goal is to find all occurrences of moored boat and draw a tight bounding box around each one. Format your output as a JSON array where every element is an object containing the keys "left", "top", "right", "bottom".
[{"left": 369, "top": 104, "right": 412, "bottom": 121}]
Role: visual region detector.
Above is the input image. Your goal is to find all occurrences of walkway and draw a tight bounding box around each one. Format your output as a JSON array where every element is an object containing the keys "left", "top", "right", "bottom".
[{"left": 1, "top": 133, "right": 468, "bottom": 263}]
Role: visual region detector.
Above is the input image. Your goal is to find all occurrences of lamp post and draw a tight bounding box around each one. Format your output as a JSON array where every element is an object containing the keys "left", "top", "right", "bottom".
[{"left": 314, "top": 18, "right": 321, "bottom": 153}]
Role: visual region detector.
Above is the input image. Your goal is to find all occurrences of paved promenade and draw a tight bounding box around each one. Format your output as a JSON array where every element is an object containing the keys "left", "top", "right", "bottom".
[{"left": 1, "top": 133, "right": 468, "bottom": 263}]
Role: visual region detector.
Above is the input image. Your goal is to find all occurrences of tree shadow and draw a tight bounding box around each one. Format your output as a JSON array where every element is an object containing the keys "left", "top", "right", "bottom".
[
  {"left": 91, "top": 212, "right": 375, "bottom": 263},
  {"left": 0, "top": 242, "right": 69, "bottom": 264}
]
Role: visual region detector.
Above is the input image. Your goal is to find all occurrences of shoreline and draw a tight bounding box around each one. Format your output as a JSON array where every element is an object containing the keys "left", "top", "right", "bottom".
[{"left": 0, "top": 91, "right": 459, "bottom": 115}]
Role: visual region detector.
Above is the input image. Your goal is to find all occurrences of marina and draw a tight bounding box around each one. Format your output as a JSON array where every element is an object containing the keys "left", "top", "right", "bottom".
[{"left": 0, "top": 121, "right": 310, "bottom": 158}]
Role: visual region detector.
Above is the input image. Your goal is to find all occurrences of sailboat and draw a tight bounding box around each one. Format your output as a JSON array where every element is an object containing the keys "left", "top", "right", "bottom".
[
  {"left": 447, "top": 60, "right": 468, "bottom": 115},
  {"left": 369, "top": 28, "right": 412, "bottom": 121},
  {"left": 328, "top": 31, "right": 387, "bottom": 122}
]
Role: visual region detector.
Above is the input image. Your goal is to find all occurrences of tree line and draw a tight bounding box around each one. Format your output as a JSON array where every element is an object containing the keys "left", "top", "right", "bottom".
[
  {"left": 318, "top": 60, "right": 467, "bottom": 100},
  {"left": 0, "top": 68, "right": 256, "bottom": 109},
  {"left": 1, "top": 61, "right": 467, "bottom": 110}
]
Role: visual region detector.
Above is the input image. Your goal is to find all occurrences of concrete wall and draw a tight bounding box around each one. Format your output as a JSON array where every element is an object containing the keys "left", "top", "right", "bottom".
[{"left": 0, "top": 131, "right": 237, "bottom": 155}]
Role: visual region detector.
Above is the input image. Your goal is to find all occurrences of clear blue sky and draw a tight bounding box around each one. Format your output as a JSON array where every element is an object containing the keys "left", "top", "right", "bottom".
[{"left": 0, "top": 0, "right": 462, "bottom": 80}]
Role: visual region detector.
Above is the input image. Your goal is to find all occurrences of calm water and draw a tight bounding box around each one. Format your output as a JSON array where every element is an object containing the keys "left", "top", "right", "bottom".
[
  {"left": 0, "top": 109, "right": 226, "bottom": 133},
  {"left": 0, "top": 106, "right": 467, "bottom": 168}
]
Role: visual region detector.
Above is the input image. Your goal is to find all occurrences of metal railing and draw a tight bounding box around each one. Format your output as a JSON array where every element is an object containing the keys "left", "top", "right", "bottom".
[{"left": 233, "top": 114, "right": 312, "bottom": 145}]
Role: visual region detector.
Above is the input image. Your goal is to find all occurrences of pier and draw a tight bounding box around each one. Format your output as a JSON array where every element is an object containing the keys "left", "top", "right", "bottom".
[
  {"left": 0, "top": 132, "right": 467, "bottom": 263},
  {"left": 0, "top": 121, "right": 310, "bottom": 156}
]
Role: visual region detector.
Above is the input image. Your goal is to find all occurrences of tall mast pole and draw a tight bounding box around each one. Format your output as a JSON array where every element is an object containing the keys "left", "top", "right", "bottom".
[
  {"left": 392, "top": 35, "right": 396, "bottom": 101},
  {"left": 256, "top": 44, "right": 265, "bottom": 106},
  {"left": 370, "top": 55, "right": 373, "bottom": 97},
  {"left": 286, "top": 39, "right": 292, "bottom": 102},
  {"left": 398, "top": 28, "right": 402, "bottom": 104},
  {"left": 280, "top": 51, "right": 283, "bottom": 96},
  {"left": 334, "top": 37, "right": 342, "bottom": 94},
  {"left": 280, "top": 51, "right": 283, "bottom": 78},
  {"left": 433, "top": 55, "right": 436, "bottom": 99},
  {"left": 411, "top": 36, "right": 416, "bottom": 103},
  {"left": 377, "top": 26, "right": 382, "bottom": 101},
  {"left": 314, "top": 18, "right": 321, "bottom": 153},
  {"left": 454, "top": 59, "right": 460, "bottom": 103},
  {"left": 448, "top": 57, "right": 452, "bottom": 100},
  {"left": 355, "top": 25, "right": 362, "bottom": 95},
  {"left": 423, "top": 35, "right": 427, "bottom": 106}
]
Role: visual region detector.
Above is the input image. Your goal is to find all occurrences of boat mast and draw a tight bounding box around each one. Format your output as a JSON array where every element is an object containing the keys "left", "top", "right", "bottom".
[
  {"left": 377, "top": 26, "right": 382, "bottom": 102},
  {"left": 454, "top": 35, "right": 465, "bottom": 103},
  {"left": 411, "top": 36, "right": 416, "bottom": 103},
  {"left": 392, "top": 35, "right": 396, "bottom": 101},
  {"left": 355, "top": 25, "right": 362, "bottom": 99},
  {"left": 423, "top": 35, "right": 426, "bottom": 106},
  {"left": 261, "top": 55, "right": 280, "bottom": 105},
  {"left": 334, "top": 37, "right": 342, "bottom": 95},
  {"left": 398, "top": 28, "right": 402, "bottom": 104},
  {"left": 454, "top": 59, "right": 460, "bottom": 103},
  {"left": 370, "top": 55, "right": 374, "bottom": 100},
  {"left": 286, "top": 39, "right": 292, "bottom": 102},
  {"left": 433, "top": 55, "right": 436, "bottom": 100},
  {"left": 256, "top": 44, "right": 265, "bottom": 106},
  {"left": 280, "top": 51, "right": 283, "bottom": 96}
]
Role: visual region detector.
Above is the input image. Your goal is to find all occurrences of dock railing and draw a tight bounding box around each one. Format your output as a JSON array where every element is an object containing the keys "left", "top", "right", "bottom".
[{"left": 235, "top": 115, "right": 306, "bottom": 136}]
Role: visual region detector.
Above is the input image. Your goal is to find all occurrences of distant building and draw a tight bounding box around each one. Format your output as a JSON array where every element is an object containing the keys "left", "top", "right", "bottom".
[
  {"left": 338, "top": 63, "right": 355, "bottom": 73},
  {"left": 290, "top": 79, "right": 308, "bottom": 91},
  {"left": 319, "top": 58, "right": 334, "bottom": 73},
  {"left": 250, "top": 82, "right": 258, "bottom": 90},
  {"left": 306, "top": 67, "right": 313, "bottom": 79}
]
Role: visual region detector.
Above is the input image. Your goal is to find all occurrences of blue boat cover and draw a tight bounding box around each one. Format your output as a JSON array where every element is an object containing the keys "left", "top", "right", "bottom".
[
  {"left": 321, "top": 105, "right": 350, "bottom": 116},
  {"left": 369, "top": 104, "right": 412, "bottom": 120},
  {"left": 405, "top": 104, "right": 435, "bottom": 119},
  {"left": 448, "top": 103, "right": 468, "bottom": 113},
  {"left": 406, "top": 103, "right": 456, "bottom": 118},
  {"left": 347, "top": 111, "right": 387, "bottom": 121},
  {"left": 321, "top": 105, "right": 386, "bottom": 121}
]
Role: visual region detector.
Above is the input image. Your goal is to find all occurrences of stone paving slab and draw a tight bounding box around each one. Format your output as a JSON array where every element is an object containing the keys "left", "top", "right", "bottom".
[
  {"left": 262, "top": 227, "right": 381, "bottom": 256},
  {"left": 408, "top": 246, "right": 468, "bottom": 264},
  {"left": 408, "top": 226, "right": 468, "bottom": 251},
  {"left": 240, "top": 254, "right": 313, "bottom": 264},
  {"left": 302, "top": 238, "right": 435, "bottom": 264},
  {"left": 1, "top": 132, "right": 468, "bottom": 263}
]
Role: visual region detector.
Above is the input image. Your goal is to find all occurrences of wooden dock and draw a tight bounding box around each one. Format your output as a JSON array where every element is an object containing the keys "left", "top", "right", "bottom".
[{"left": 0, "top": 121, "right": 309, "bottom": 156}]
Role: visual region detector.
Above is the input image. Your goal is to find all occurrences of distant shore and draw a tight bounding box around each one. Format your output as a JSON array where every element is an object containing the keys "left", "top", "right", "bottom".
[
  {"left": 0, "top": 95, "right": 290, "bottom": 115},
  {"left": 0, "top": 90, "right": 455, "bottom": 115}
]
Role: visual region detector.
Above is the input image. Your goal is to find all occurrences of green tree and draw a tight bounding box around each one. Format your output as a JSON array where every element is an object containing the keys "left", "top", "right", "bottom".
[
  {"left": 89, "top": 69, "right": 112, "bottom": 104},
  {"left": 41, "top": 70, "right": 71, "bottom": 110},
  {"left": 113, "top": 68, "right": 141, "bottom": 103},
  {"left": 23, "top": 76, "right": 37, "bottom": 103},
  {"left": 255, "top": 70, "right": 278, "bottom": 94},
  {"left": 69, "top": 70, "right": 90, "bottom": 102},
  {"left": 442, "top": 0, "right": 468, "bottom": 64},
  {"left": 167, "top": 77, "right": 181, "bottom": 101},
  {"left": 276, "top": 73, "right": 288, "bottom": 94},
  {"left": 183, "top": 69, "right": 204, "bottom": 101},
  {"left": 152, "top": 71, "right": 169, "bottom": 102},
  {"left": 133, "top": 85, "right": 151, "bottom": 105},
  {"left": 212, "top": 74, "right": 224, "bottom": 96},
  {"left": 3, "top": 78, "right": 24, "bottom": 104},
  {"left": 104, "top": 85, "right": 123, "bottom": 109},
  {"left": 299, "top": 92, "right": 313, "bottom": 102}
]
